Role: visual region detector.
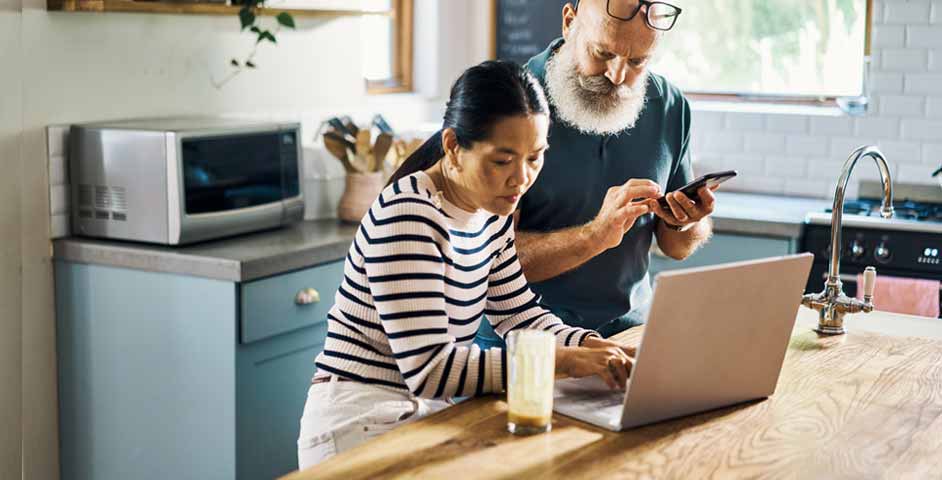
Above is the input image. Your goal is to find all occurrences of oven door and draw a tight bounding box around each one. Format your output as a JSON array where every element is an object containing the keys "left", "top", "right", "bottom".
[
  {"left": 170, "top": 126, "right": 302, "bottom": 245},
  {"left": 807, "top": 262, "right": 942, "bottom": 318}
]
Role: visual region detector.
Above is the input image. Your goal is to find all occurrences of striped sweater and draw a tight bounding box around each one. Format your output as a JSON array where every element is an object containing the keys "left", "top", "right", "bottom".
[{"left": 313, "top": 171, "right": 599, "bottom": 399}]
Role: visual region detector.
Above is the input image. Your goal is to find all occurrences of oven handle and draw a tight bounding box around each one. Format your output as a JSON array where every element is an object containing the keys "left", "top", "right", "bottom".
[{"left": 827, "top": 272, "right": 942, "bottom": 291}]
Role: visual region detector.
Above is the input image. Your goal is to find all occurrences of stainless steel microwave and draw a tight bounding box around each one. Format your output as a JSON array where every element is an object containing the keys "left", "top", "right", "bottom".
[{"left": 69, "top": 117, "right": 304, "bottom": 245}]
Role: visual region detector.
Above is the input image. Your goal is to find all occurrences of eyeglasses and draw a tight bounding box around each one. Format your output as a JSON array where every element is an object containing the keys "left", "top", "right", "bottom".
[{"left": 604, "top": 0, "right": 682, "bottom": 31}]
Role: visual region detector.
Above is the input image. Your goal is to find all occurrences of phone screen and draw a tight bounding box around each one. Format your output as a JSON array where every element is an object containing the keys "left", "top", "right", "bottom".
[{"left": 657, "top": 170, "right": 737, "bottom": 209}]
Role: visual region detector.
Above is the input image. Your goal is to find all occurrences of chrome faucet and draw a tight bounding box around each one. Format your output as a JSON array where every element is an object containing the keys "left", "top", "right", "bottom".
[{"left": 802, "top": 145, "right": 894, "bottom": 335}]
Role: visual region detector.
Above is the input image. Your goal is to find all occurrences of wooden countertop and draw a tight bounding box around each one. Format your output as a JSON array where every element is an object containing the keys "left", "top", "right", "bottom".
[{"left": 282, "top": 308, "right": 942, "bottom": 479}]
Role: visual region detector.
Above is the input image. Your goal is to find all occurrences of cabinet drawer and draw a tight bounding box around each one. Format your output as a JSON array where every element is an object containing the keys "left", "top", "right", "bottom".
[{"left": 240, "top": 260, "right": 344, "bottom": 344}]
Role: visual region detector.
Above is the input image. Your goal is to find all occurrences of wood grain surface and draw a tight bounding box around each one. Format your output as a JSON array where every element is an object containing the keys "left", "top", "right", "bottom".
[{"left": 283, "top": 309, "right": 942, "bottom": 480}]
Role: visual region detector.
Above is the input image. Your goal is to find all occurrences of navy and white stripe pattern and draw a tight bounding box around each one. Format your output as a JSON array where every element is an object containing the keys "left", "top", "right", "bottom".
[{"left": 314, "top": 171, "right": 599, "bottom": 399}]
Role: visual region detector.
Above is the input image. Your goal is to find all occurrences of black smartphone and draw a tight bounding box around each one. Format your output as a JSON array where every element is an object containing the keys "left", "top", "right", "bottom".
[{"left": 657, "top": 170, "right": 738, "bottom": 210}]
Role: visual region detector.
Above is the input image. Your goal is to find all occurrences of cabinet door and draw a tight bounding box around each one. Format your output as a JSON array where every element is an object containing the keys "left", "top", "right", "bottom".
[
  {"left": 235, "top": 260, "right": 343, "bottom": 479},
  {"left": 236, "top": 322, "right": 330, "bottom": 480},
  {"left": 650, "top": 233, "right": 794, "bottom": 275}
]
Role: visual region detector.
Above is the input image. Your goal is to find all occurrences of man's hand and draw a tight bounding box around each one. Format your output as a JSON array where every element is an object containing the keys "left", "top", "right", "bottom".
[
  {"left": 649, "top": 185, "right": 718, "bottom": 228},
  {"left": 588, "top": 179, "right": 660, "bottom": 251}
]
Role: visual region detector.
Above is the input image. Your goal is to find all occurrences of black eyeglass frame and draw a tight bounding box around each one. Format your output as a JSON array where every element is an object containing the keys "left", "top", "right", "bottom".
[{"left": 575, "top": 0, "right": 683, "bottom": 31}]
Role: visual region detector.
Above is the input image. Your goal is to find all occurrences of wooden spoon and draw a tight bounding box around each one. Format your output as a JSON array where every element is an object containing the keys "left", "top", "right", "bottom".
[{"left": 373, "top": 133, "right": 394, "bottom": 171}]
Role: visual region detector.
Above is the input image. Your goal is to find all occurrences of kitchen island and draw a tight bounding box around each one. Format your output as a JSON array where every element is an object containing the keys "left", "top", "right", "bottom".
[{"left": 282, "top": 307, "right": 942, "bottom": 479}]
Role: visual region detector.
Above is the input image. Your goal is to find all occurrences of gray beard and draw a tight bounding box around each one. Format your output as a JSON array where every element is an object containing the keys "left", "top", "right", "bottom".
[{"left": 545, "top": 42, "right": 649, "bottom": 136}]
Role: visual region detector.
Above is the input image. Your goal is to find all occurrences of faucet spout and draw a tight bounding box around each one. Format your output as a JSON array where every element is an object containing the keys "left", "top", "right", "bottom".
[{"left": 804, "top": 145, "right": 894, "bottom": 335}]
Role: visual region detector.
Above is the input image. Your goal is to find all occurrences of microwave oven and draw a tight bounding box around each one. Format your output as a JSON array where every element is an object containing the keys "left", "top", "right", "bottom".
[{"left": 69, "top": 117, "right": 304, "bottom": 245}]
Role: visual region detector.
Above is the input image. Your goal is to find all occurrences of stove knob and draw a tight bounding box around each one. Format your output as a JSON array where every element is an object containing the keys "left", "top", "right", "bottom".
[
  {"left": 874, "top": 243, "right": 891, "bottom": 263},
  {"left": 850, "top": 240, "right": 865, "bottom": 259}
]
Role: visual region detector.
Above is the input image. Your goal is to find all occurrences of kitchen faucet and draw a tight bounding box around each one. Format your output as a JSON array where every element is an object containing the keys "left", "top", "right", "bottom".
[{"left": 802, "top": 146, "right": 894, "bottom": 335}]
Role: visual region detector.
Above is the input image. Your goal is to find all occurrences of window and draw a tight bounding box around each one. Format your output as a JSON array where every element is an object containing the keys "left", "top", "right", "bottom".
[
  {"left": 361, "top": 0, "right": 414, "bottom": 94},
  {"left": 651, "top": 0, "right": 871, "bottom": 101}
]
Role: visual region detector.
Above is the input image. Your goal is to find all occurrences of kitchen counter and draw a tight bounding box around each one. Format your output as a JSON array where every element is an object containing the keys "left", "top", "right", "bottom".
[
  {"left": 52, "top": 192, "right": 829, "bottom": 281},
  {"left": 711, "top": 191, "right": 830, "bottom": 239},
  {"left": 281, "top": 307, "right": 942, "bottom": 480},
  {"left": 53, "top": 219, "right": 358, "bottom": 282}
]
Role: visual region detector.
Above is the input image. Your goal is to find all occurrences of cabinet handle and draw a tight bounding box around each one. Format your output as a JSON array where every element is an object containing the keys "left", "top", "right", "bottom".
[{"left": 295, "top": 288, "right": 321, "bottom": 305}]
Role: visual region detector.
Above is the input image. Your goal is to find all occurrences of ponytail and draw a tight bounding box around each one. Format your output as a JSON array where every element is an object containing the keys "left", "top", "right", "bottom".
[{"left": 386, "top": 129, "right": 445, "bottom": 187}]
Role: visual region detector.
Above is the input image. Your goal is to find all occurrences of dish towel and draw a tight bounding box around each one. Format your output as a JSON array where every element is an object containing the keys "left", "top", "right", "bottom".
[{"left": 856, "top": 274, "right": 940, "bottom": 318}]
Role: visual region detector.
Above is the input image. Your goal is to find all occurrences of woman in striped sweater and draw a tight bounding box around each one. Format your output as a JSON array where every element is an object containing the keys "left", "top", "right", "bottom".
[{"left": 297, "top": 60, "right": 636, "bottom": 469}]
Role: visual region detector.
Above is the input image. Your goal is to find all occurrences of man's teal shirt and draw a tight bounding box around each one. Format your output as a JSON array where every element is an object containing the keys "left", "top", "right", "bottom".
[{"left": 519, "top": 38, "right": 694, "bottom": 331}]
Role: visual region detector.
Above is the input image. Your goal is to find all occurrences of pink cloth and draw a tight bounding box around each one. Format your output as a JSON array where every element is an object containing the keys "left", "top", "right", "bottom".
[{"left": 856, "top": 274, "right": 940, "bottom": 318}]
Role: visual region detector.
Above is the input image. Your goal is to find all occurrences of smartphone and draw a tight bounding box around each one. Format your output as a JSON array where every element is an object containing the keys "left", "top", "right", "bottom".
[{"left": 657, "top": 170, "right": 738, "bottom": 210}]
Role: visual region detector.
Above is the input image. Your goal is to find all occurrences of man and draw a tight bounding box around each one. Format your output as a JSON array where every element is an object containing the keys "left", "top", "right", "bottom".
[{"left": 479, "top": 0, "right": 718, "bottom": 343}]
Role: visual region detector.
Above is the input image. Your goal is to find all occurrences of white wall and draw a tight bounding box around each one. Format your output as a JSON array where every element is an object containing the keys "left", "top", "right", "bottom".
[
  {"left": 8, "top": 1, "right": 464, "bottom": 478},
  {"left": 689, "top": 0, "right": 942, "bottom": 199},
  {"left": 0, "top": 1, "right": 24, "bottom": 478}
]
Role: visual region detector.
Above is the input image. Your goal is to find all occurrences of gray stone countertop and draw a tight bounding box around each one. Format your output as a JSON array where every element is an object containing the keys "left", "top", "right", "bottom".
[
  {"left": 52, "top": 192, "right": 832, "bottom": 282},
  {"left": 53, "top": 219, "right": 359, "bottom": 283}
]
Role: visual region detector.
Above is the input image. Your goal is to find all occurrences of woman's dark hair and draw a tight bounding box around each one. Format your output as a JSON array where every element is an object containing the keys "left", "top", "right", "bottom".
[{"left": 386, "top": 60, "right": 550, "bottom": 187}]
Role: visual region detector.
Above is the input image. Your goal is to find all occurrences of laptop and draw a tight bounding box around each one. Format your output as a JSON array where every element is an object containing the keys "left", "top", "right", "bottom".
[{"left": 553, "top": 253, "right": 814, "bottom": 431}]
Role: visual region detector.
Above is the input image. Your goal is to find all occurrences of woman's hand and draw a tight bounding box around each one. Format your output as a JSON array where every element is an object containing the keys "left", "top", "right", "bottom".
[{"left": 556, "top": 341, "right": 635, "bottom": 390}]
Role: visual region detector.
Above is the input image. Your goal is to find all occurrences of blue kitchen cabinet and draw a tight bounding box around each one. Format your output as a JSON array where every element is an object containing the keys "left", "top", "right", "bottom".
[
  {"left": 56, "top": 259, "right": 344, "bottom": 480},
  {"left": 649, "top": 233, "right": 795, "bottom": 276}
]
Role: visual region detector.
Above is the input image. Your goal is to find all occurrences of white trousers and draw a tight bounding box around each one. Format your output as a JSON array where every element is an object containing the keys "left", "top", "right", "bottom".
[{"left": 297, "top": 376, "right": 451, "bottom": 470}]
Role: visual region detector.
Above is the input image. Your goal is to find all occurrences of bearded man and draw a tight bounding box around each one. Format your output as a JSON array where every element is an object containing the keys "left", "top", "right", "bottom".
[{"left": 477, "top": 0, "right": 720, "bottom": 343}]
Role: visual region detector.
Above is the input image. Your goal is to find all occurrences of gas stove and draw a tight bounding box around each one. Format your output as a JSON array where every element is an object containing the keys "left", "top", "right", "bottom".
[{"left": 801, "top": 181, "right": 942, "bottom": 317}]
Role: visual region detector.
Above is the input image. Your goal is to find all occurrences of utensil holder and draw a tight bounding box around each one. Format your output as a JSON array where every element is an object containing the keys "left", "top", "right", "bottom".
[{"left": 337, "top": 171, "right": 386, "bottom": 223}]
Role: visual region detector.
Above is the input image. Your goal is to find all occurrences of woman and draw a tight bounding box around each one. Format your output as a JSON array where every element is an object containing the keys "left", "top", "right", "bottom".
[{"left": 298, "top": 60, "right": 636, "bottom": 469}]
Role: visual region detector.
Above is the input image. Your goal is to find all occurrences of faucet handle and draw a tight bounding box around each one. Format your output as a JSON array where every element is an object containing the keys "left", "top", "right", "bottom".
[{"left": 862, "top": 266, "right": 877, "bottom": 303}]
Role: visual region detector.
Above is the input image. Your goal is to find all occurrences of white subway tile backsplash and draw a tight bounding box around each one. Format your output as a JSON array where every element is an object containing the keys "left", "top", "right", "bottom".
[
  {"left": 719, "top": 153, "right": 765, "bottom": 174},
  {"left": 904, "top": 73, "right": 942, "bottom": 93},
  {"left": 765, "top": 114, "right": 809, "bottom": 133},
  {"left": 934, "top": 1, "right": 942, "bottom": 23},
  {"left": 886, "top": 1, "right": 932, "bottom": 24},
  {"left": 51, "top": 214, "right": 70, "bottom": 239},
  {"left": 881, "top": 48, "right": 929, "bottom": 71},
  {"left": 49, "top": 155, "right": 67, "bottom": 186},
  {"left": 764, "top": 155, "right": 808, "bottom": 178},
  {"left": 744, "top": 133, "right": 786, "bottom": 153},
  {"left": 855, "top": 117, "right": 902, "bottom": 138},
  {"left": 873, "top": 25, "right": 907, "bottom": 48},
  {"left": 693, "top": 111, "right": 725, "bottom": 131},
  {"left": 724, "top": 177, "right": 786, "bottom": 195},
  {"left": 725, "top": 113, "right": 766, "bottom": 131},
  {"left": 877, "top": 139, "right": 925, "bottom": 163},
  {"left": 930, "top": 50, "right": 942, "bottom": 70},
  {"left": 927, "top": 96, "right": 942, "bottom": 117},
  {"left": 785, "top": 135, "right": 829, "bottom": 156},
  {"left": 830, "top": 137, "right": 872, "bottom": 158},
  {"left": 46, "top": 125, "right": 68, "bottom": 158},
  {"left": 702, "top": 132, "right": 744, "bottom": 153},
  {"left": 811, "top": 117, "right": 855, "bottom": 136},
  {"left": 784, "top": 179, "right": 832, "bottom": 199},
  {"left": 898, "top": 163, "right": 938, "bottom": 184},
  {"left": 879, "top": 94, "right": 927, "bottom": 115},
  {"left": 908, "top": 25, "right": 942, "bottom": 48},
  {"left": 902, "top": 118, "right": 942, "bottom": 139},
  {"left": 924, "top": 143, "right": 942, "bottom": 164},
  {"left": 50, "top": 185, "right": 69, "bottom": 215},
  {"left": 872, "top": 72, "right": 906, "bottom": 93}
]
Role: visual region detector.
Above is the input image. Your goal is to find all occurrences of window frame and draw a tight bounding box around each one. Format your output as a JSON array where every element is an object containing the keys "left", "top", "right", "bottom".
[
  {"left": 365, "top": 0, "right": 414, "bottom": 95},
  {"left": 669, "top": 0, "right": 874, "bottom": 107}
]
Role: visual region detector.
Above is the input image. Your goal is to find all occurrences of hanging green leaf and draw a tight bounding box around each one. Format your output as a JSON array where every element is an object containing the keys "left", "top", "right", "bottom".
[
  {"left": 246, "top": 61, "right": 257, "bottom": 69},
  {"left": 250, "top": 26, "right": 261, "bottom": 34},
  {"left": 230, "top": 59, "right": 240, "bottom": 67},
  {"left": 257, "top": 31, "right": 277, "bottom": 44},
  {"left": 239, "top": 8, "right": 256, "bottom": 30},
  {"left": 276, "top": 12, "right": 296, "bottom": 29}
]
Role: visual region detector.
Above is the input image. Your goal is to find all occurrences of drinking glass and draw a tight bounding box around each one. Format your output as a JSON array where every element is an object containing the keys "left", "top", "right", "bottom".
[{"left": 506, "top": 329, "right": 555, "bottom": 435}]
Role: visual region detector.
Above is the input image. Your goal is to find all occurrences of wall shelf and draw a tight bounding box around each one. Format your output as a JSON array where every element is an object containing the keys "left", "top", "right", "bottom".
[{"left": 46, "top": 0, "right": 390, "bottom": 18}]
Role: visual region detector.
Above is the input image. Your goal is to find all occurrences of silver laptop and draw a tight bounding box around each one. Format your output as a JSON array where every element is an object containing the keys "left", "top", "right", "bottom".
[{"left": 553, "top": 253, "right": 813, "bottom": 431}]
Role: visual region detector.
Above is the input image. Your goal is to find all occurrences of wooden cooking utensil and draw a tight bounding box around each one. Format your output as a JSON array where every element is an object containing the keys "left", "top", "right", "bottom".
[{"left": 373, "top": 133, "right": 394, "bottom": 171}]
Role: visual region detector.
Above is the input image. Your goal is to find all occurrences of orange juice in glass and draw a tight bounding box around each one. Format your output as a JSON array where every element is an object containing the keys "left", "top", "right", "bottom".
[{"left": 506, "top": 329, "right": 555, "bottom": 435}]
